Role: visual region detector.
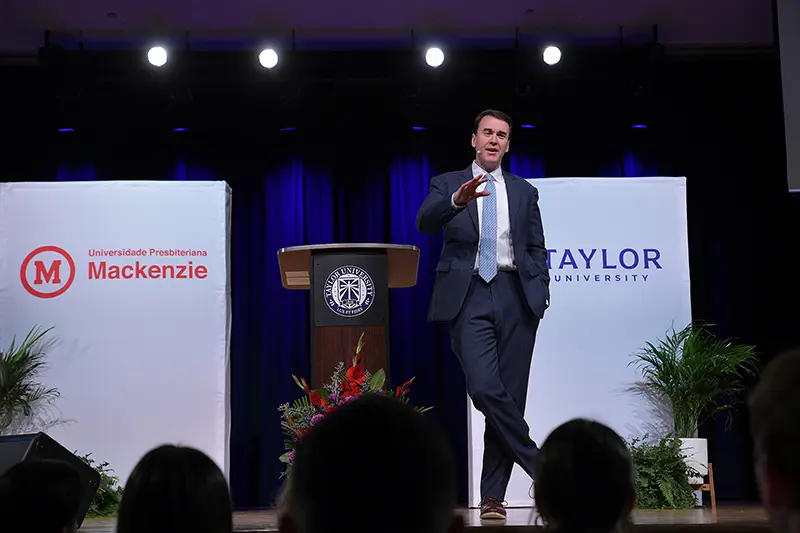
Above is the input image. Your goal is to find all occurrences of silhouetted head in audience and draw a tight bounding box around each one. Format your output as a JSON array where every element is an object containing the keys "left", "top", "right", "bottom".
[
  {"left": 0, "top": 458, "right": 85, "bottom": 533},
  {"left": 534, "top": 418, "right": 635, "bottom": 533},
  {"left": 117, "top": 444, "right": 232, "bottom": 533},
  {"left": 749, "top": 348, "right": 800, "bottom": 532},
  {"left": 280, "top": 394, "right": 462, "bottom": 533}
]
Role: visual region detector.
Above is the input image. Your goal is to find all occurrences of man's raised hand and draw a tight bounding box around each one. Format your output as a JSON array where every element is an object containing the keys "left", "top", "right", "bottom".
[{"left": 453, "top": 175, "right": 490, "bottom": 206}]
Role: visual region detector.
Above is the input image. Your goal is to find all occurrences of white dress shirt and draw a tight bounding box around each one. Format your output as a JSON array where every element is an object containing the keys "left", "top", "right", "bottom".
[{"left": 451, "top": 162, "right": 516, "bottom": 271}]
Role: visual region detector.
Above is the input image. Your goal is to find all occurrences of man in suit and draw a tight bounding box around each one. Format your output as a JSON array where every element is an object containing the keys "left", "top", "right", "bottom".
[{"left": 416, "top": 109, "right": 550, "bottom": 520}]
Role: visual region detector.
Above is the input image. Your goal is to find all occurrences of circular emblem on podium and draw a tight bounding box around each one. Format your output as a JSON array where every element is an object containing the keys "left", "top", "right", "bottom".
[{"left": 323, "top": 265, "right": 375, "bottom": 318}]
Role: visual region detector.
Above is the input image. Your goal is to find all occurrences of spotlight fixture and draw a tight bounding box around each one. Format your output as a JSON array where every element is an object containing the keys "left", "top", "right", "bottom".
[
  {"left": 147, "top": 46, "right": 168, "bottom": 67},
  {"left": 542, "top": 45, "right": 561, "bottom": 65},
  {"left": 258, "top": 48, "right": 279, "bottom": 69},
  {"left": 425, "top": 47, "right": 444, "bottom": 67}
]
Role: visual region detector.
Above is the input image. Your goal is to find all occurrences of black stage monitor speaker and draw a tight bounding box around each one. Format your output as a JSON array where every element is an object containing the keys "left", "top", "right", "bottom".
[{"left": 0, "top": 432, "right": 101, "bottom": 527}]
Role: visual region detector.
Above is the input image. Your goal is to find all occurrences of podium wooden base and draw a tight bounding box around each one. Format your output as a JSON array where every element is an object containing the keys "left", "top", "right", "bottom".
[{"left": 312, "top": 326, "right": 388, "bottom": 389}]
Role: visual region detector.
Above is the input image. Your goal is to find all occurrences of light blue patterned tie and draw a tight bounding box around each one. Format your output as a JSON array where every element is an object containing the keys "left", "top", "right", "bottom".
[{"left": 478, "top": 174, "right": 497, "bottom": 282}]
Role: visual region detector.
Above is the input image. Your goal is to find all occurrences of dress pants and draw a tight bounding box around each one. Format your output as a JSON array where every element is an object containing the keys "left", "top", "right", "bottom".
[{"left": 448, "top": 271, "right": 540, "bottom": 501}]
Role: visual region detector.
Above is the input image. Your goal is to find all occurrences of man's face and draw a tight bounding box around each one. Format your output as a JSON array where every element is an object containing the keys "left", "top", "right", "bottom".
[{"left": 471, "top": 115, "right": 510, "bottom": 171}]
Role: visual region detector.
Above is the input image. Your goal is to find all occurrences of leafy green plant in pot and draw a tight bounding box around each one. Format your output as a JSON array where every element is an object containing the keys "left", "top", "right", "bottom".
[
  {"left": 628, "top": 434, "right": 700, "bottom": 509},
  {"left": 0, "top": 326, "right": 64, "bottom": 435},
  {"left": 628, "top": 322, "right": 758, "bottom": 499}
]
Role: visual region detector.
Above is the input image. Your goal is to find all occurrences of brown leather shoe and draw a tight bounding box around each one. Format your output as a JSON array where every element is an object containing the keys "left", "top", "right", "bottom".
[{"left": 479, "top": 497, "right": 507, "bottom": 520}]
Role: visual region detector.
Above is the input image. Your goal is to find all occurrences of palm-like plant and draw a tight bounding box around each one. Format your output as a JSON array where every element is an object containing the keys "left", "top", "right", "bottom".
[
  {"left": 0, "top": 326, "right": 61, "bottom": 435},
  {"left": 628, "top": 323, "right": 759, "bottom": 438}
]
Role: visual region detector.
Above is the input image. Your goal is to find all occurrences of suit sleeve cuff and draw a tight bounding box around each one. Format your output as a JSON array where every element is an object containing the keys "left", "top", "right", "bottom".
[{"left": 451, "top": 192, "right": 466, "bottom": 210}]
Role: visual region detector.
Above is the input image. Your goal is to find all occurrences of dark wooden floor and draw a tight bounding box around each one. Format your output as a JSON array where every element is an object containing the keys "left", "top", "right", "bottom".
[{"left": 79, "top": 505, "right": 768, "bottom": 533}]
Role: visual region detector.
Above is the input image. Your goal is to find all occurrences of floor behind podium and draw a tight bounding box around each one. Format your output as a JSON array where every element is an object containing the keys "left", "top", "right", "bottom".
[{"left": 80, "top": 505, "right": 768, "bottom": 533}]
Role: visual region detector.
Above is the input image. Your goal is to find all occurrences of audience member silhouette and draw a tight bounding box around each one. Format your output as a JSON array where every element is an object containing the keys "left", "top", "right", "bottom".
[
  {"left": 749, "top": 348, "right": 800, "bottom": 533},
  {"left": 117, "top": 444, "right": 233, "bottom": 533},
  {"left": 0, "top": 458, "right": 85, "bottom": 533},
  {"left": 279, "top": 393, "right": 463, "bottom": 533},
  {"left": 534, "top": 418, "right": 635, "bottom": 533}
]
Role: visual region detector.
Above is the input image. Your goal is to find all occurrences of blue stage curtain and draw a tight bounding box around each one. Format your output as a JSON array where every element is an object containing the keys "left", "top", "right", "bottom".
[
  {"left": 39, "top": 133, "right": 745, "bottom": 507},
  {"left": 229, "top": 158, "right": 336, "bottom": 503},
  {"left": 387, "top": 151, "right": 473, "bottom": 496}
]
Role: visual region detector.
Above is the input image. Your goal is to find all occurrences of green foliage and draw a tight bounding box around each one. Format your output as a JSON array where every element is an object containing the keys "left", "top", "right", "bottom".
[
  {"left": 368, "top": 369, "right": 386, "bottom": 391},
  {"left": 629, "top": 435, "right": 699, "bottom": 509},
  {"left": 76, "top": 453, "right": 123, "bottom": 517},
  {"left": 629, "top": 323, "right": 759, "bottom": 438},
  {"left": 0, "top": 326, "right": 61, "bottom": 435}
]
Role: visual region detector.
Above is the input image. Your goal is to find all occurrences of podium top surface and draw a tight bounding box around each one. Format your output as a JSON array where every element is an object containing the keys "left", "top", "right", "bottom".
[
  {"left": 277, "top": 243, "right": 420, "bottom": 290},
  {"left": 278, "top": 243, "right": 417, "bottom": 254}
]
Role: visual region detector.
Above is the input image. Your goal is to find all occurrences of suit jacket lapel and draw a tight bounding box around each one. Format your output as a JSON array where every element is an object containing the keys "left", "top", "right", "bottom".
[{"left": 459, "top": 167, "right": 479, "bottom": 233}]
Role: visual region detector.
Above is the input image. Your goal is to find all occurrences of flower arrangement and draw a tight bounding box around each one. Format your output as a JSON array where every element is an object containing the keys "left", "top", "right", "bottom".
[{"left": 278, "top": 332, "right": 430, "bottom": 477}]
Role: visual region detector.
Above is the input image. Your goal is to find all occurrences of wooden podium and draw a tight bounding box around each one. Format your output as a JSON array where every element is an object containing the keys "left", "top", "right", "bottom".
[{"left": 277, "top": 243, "right": 420, "bottom": 388}]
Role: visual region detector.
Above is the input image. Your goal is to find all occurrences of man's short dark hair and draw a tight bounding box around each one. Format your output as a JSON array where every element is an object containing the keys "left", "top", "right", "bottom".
[
  {"left": 474, "top": 109, "right": 513, "bottom": 135},
  {"left": 749, "top": 348, "right": 800, "bottom": 504},
  {"left": 117, "top": 445, "right": 233, "bottom": 533},
  {"left": 289, "top": 394, "right": 457, "bottom": 533},
  {"left": 0, "top": 459, "right": 85, "bottom": 533},
  {"left": 534, "top": 418, "right": 634, "bottom": 531}
]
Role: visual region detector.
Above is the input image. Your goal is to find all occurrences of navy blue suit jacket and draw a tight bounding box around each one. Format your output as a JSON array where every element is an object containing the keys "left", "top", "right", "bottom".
[{"left": 415, "top": 166, "right": 550, "bottom": 323}]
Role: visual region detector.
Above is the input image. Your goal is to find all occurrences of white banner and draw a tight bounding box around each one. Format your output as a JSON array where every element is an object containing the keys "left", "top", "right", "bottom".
[
  {"left": 467, "top": 177, "right": 692, "bottom": 507},
  {"left": 0, "top": 181, "right": 231, "bottom": 485}
]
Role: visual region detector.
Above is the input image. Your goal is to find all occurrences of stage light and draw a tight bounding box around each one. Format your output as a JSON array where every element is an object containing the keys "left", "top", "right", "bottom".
[
  {"left": 147, "top": 46, "right": 168, "bottom": 67},
  {"left": 520, "top": 124, "right": 536, "bottom": 129},
  {"left": 632, "top": 124, "right": 648, "bottom": 129},
  {"left": 258, "top": 49, "right": 279, "bottom": 69},
  {"left": 173, "top": 127, "right": 188, "bottom": 132},
  {"left": 411, "top": 125, "right": 426, "bottom": 131},
  {"left": 425, "top": 47, "right": 444, "bottom": 67},
  {"left": 58, "top": 128, "right": 74, "bottom": 132},
  {"left": 280, "top": 127, "right": 296, "bottom": 132},
  {"left": 543, "top": 46, "right": 561, "bottom": 65}
]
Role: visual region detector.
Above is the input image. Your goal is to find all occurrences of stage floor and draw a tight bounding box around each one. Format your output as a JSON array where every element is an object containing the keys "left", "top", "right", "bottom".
[{"left": 80, "top": 505, "right": 768, "bottom": 533}]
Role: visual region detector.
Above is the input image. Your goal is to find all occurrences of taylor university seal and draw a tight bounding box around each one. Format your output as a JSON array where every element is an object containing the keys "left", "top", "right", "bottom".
[{"left": 324, "top": 265, "right": 375, "bottom": 317}]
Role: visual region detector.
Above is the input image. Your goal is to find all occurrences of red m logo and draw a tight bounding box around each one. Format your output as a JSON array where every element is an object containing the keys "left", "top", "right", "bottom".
[
  {"left": 20, "top": 246, "right": 76, "bottom": 299},
  {"left": 33, "top": 260, "right": 62, "bottom": 285}
]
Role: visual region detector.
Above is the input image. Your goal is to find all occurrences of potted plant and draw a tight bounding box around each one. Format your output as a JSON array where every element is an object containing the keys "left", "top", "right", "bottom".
[
  {"left": 628, "top": 434, "right": 699, "bottom": 509},
  {"left": 0, "top": 326, "right": 63, "bottom": 435},
  {"left": 628, "top": 323, "right": 758, "bottom": 495}
]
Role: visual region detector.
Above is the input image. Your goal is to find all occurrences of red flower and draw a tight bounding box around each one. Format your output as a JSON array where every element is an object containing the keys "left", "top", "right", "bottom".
[
  {"left": 346, "top": 364, "right": 366, "bottom": 384},
  {"left": 341, "top": 379, "right": 361, "bottom": 399},
  {"left": 292, "top": 374, "right": 311, "bottom": 392},
  {"left": 308, "top": 390, "right": 327, "bottom": 408}
]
